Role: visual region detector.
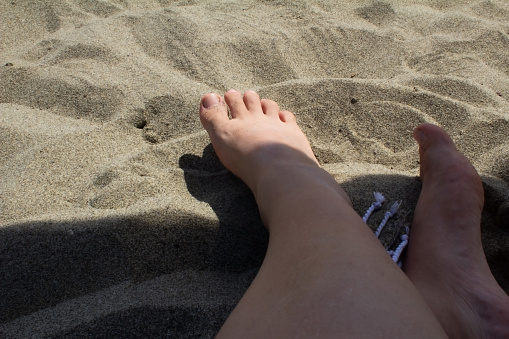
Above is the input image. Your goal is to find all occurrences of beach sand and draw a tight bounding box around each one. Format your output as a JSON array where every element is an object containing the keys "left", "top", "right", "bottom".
[{"left": 1, "top": 0, "right": 508, "bottom": 337}]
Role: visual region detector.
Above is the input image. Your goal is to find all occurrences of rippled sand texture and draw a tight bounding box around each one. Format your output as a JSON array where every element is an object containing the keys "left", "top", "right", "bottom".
[{"left": 1, "top": 1, "right": 508, "bottom": 337}]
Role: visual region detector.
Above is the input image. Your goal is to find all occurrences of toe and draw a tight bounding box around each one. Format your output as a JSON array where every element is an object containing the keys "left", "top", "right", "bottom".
[
  {"left": 200, "top": 93, "right": 229, "bottom": 130},
  {"left": 243, "top": 90, "right": 263, "bottom": 114},
  {"left": 279, "top": 110, "right": 297, "bottom": 123},
  {"left": 224, "top": 89, "right": 248, "bottom": 118},
  {"left": 413, "top": 123, "right": 483, "bottom": 205},
  {"left": 261, "top": 99, "right": 280, "bottom": 118},
  {"left": 413, "top": 123, "right": 455, "bottom": 156},
  {"left": 413, "top": 124, "right": 460, "bottom": 180}
]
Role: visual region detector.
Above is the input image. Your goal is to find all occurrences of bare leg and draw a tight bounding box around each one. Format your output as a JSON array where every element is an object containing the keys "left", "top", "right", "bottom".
[
  {"left": 200, "top": 90, "right": 447, "bottom": 338},
  {"left": 405, "top": 124, "right": 509, "bottom": 339}
]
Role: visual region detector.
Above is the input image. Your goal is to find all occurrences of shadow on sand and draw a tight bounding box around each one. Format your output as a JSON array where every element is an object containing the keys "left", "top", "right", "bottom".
[{"left": 1, "top": 144, "right": 507, "bottom": 338}]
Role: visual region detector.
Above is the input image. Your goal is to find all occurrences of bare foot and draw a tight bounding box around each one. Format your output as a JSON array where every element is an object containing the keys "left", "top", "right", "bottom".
[
  {"left": 201, "top": 92, "right": 448, "bottom": 338},
  {"left": 405, "top": 123, "right": 509, "bottom": 338},
  {"left": 200, "top": 90, "right": 350, "bottom": 224},
  {"left": 200, "top": 90, "right": 318, "bottom": 189}
]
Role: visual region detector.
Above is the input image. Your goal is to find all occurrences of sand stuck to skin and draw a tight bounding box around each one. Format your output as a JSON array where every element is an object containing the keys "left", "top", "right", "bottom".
[{"left": 1, "top": 0, "right": 508, "bottom": 337}]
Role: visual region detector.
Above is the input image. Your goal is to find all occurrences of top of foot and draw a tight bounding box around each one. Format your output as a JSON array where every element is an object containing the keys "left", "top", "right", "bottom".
[
  {"left": 199, "top": 90, "right": 319, "bottom": 192},
  {"left": 406, "top": 123, "right": 509, "bottom": 339}
]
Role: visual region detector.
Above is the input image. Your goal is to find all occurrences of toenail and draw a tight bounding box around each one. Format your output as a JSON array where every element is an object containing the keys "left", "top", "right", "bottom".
[
  {"left": 202, "top": 94, "right": 220, "bottom": 108},
  {"left": 414, "top": 128, "right": 428, "bottom": 146}
]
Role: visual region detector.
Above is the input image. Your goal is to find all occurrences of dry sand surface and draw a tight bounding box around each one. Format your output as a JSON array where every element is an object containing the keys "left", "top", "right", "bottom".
[{"left": 1, "top": 0, "right": 509, "bottom": 337}]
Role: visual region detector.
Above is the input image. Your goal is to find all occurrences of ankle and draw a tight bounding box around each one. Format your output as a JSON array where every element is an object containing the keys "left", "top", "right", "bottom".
[
  {"left": 253, "top": 162, "right": 334, "bottom": 198},
  {"left": 253, "top": 164, "right": 351, "bottom": 227},
  {"left": 472, "top": 288, "right": 509, "bottom": 339}
]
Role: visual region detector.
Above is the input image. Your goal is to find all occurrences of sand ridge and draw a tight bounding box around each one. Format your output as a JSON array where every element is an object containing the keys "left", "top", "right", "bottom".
[{"left": 1, "top": 0, "right": 508, "bottom": 337}]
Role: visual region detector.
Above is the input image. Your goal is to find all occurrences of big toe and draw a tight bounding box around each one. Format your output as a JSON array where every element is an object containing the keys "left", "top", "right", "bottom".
[
  {"left": 413, "top": 123, "right": 483, "bottom": 204},
  {"left": 413, "top": 123, "right": 456, "bottom": 158},
  {"left": 199, "top": 93, "right": 229, "bottom": 131},
  {"left": 414, "top": 124, "right": 467, "bottom": 180}
]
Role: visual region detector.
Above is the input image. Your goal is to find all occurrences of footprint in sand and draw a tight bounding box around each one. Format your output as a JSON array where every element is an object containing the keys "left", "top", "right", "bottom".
[
  {"left": 73, "top": 0, "right": 122, "bottom": 18},
  {"left": 138, "top": 95, "right": 201, "bottom": 144},
  {"left": 356, "top": 2, "right": 396, "bottom": 26},
  {"left": 88, "top": 168, "right": 161, "bottom": 210},
  {"left": 0, "top": 67, "right": 123, "bottom": 121}
]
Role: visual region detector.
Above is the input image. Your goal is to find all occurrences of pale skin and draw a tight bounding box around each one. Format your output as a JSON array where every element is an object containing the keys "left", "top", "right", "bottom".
[{"left": 199, "top": 90, "right": 509, "bottom": 338}]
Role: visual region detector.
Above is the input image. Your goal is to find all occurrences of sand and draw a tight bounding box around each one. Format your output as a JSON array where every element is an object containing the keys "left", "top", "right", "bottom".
[{"left": 1, "top": 0, "right": 508, "bottom": 337}]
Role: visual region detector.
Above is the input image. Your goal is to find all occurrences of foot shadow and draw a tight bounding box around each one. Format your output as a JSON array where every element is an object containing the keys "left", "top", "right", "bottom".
[
  {"left": 179, "top": 144, "right": 509, "bottom": 293},
  {"left": 179, "top": 144, "right": 268, "bottom": 273}
]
